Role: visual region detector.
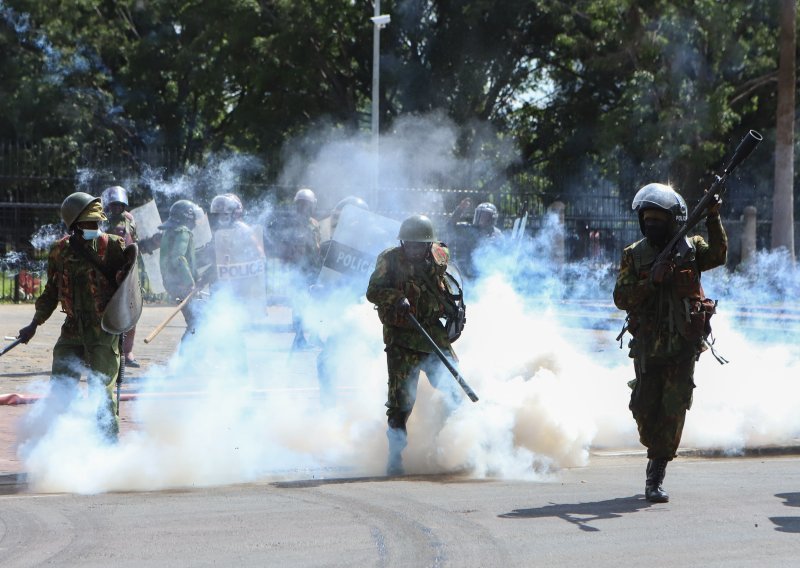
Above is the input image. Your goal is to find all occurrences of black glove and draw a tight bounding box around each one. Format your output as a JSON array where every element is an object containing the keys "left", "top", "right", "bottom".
[
  {"left": 18, "top": 321, "right": 38, "bottom": 344},
  {"left": 394, "top": 297, "right": 411, "bottom": 317}
]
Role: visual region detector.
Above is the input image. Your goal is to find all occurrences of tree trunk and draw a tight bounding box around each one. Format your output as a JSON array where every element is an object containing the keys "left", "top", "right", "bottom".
[{"left": 770, "top": 0, "right": 796, "bottom": 260}]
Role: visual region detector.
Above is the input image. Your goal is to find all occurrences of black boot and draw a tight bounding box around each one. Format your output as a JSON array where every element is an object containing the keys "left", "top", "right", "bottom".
[{"left": 645, "top": 458, "right": 669, "bottom": 503}]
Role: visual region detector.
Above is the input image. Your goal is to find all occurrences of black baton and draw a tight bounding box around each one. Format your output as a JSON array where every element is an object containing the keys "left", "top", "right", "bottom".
[{"left": 407, "top": 313, "right": 479, "bottom": 403}]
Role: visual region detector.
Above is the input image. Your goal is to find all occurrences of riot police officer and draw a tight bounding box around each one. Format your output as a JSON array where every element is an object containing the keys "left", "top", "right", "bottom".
[
  {"left": 159, "top": 199, "right": 204, "bottom": 345},
  {"left": 17, "top": 192, "right": 128, "bottom": 439},
  {"left": 366, "top": 214, "right": 461, "bottom": 475},
  {"left": 101, "top": 185, "right": 141, "bottom": 367},
  {"left": 613, "top": 183, "right": 726, "bottom": 502}
]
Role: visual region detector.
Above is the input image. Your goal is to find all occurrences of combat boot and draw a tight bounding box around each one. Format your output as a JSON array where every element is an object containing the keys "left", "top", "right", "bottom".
[{"left": 645, "top": 458, "right": 669, "bottom": 503}]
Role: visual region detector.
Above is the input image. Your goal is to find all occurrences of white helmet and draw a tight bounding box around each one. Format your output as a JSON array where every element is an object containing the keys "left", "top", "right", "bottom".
[
  {"left": 210, "top": 193, "right": 243, "bottom": 229},
  {"left": 293, "top": 188, "right": 317, "bottom": 204},
  {"left": 101, "top": 186, "right": 128, "bottom": 210},
  {"left": 210, "top": 193, "right": 244, "bottom": 217},
  {"left": 473, "top": 202, "right": 498, "bottom": 227}
]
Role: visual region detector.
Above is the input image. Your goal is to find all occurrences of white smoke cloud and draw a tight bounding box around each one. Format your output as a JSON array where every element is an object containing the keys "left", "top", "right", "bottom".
[{"left": 15, "top": 118, "right": 800, "bottom": 494}]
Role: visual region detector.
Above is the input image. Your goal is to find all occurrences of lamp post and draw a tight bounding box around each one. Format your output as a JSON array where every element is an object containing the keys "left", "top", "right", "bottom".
[{"left": 370, "top": 4, "right": 390, "bottom": 207}]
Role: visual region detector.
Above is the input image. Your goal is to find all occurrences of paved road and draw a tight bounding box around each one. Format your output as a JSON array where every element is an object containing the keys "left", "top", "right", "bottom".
[{"left": 1, "top": 454, "right": 798, "bottom": 567}]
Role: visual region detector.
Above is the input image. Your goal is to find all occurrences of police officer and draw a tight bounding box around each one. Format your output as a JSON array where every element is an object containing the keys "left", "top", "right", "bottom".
[
  {"left": 209, "top": 193, "right": 245, "bottom": 231},
  {"left": 314, "top": 196, "right": 370, "bottom": 404},
  {"left": 159, "top": 199, "right": 203, "bottom": 345},
  {"left": 101, "top": 185, "right": 141, "bottom": 367},
  {"left": 447, "top": 199, "right": 502, "bottom": 277},
  {"left": 287, "top": 188, "right": 322, "bottom": 349},
  {"left": 613, "top": 183, "right": 726, "bottom": 502},
  {"left": 17, "top": 192, "right": 129, "bottom": 440},
  {"left": 366, "top": 214, "right": 460, "bottom": 475}
]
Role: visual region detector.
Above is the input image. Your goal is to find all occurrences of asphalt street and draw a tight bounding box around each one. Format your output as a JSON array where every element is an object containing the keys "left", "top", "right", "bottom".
[
  {"left": 1, "top": 304, "right": 799, "bottom": 566},
  {"left": 1, "top": 454, "right": 798, "bottom": 567}
]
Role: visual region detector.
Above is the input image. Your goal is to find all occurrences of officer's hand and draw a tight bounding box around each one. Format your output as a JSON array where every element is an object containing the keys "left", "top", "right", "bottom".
[
  {"left": 706, "top": 194, "right": 722, "bottom": 217},
  {"left": 18, "top": 321, "right": 38, "bottom": 344},
  {"left": 650, "top": 260, "right": 674, "bottom": 285},
  {"left": 394, "top": 297, "right": 411, "bottom": 318}
]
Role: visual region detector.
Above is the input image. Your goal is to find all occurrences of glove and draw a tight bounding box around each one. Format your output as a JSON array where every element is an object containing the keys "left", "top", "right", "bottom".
[
  {"left": 706, "top": 195, "right": 722, "bottom": 217},
  {"left": 394, "top": 297, "right": 411, "bottom": 320},
  {"left": 650, "top": 260, "right": 674, "bottom": 286},
  {"left": 18, "top": 321, "right": 38, "bottom": 344}
]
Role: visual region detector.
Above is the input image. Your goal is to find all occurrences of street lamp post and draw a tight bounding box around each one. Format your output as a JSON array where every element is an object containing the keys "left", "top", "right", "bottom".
[{"left": 370, "top": 4, "right": 390, "bottom": 208}]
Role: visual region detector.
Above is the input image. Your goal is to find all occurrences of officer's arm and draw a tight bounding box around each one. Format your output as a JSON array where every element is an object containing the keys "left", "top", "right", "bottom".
[
  {"left": 32, "top": 247, "right": 60, "bottom": 325},
  {"left": 108, "top": 235, "right": 128, "bottom": 272},
  {"left": 169, "top": 230, "right": 196, "bottom": 288},
  {"left": 613, "top": 248, "right": 652, "bottom": 311},
  {"left": 695, "top": 215, "right": 728, "bottom": 272},
  {"left": 366, "top": 253, "right": 403, "bottom": 308}
]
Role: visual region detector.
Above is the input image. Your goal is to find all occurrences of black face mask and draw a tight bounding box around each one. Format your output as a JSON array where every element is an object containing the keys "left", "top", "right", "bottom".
[{"left": 643, "top": 219, "right": 669, "bottom": 246}]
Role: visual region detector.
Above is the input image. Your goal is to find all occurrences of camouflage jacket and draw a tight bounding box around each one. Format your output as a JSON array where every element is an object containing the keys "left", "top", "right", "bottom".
[
  {"left": 613, "top": 215, "right": 727, "bottom": 361},
  {"left": 34, "top": 233, "right": 126, "bottom": 326},
  {"left": 104, "top": 211, "right": 138, "bottom": 247},
  {"left": 160, "top": 225, "right": 197, "bottom": 294},
  {"left": 366, "top": 243, "right": 451, "bottom": 353}
]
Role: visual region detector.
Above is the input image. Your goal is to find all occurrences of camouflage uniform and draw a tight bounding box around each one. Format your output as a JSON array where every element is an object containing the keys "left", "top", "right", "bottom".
[
  {"left": 104, "top": 210, "right": 140, "bottom": 359},
  {"left": 366, "top": 243, "right": 456, "bottom": 434},
  {"left": 614, "top": 214, "right": 727, "bottom": 460},
  {"left": 159, "top": 224, "right": 200, "bottom": 342},
  {"left": 34, "top": 233, "right": 127, "bottom": 439}
]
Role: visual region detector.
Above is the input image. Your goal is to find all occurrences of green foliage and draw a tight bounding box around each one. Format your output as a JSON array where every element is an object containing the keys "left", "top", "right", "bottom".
[{"left": 0, "top": 0, "right": 791, "bottom": 210}]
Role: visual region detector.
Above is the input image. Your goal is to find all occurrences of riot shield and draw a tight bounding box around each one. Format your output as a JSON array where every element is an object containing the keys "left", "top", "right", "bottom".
[
  {"left": 102, "top": 244, "right": 144, "bottom": 334},
  {"left": 129, "top": 200, "right": 166, "bottom": 294},
  {"left": 213, "top": 223, "right": 268, "bottom": 314},
  {"left": 317, "top": 204, "right": 401, "bottom": 287}
]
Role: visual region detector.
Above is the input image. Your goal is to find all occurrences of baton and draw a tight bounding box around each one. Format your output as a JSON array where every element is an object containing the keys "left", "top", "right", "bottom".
[
  {"left": 116, "top": 333, "right": 125, "bottom": 416},
  {"left": 407, "top": 313, "right": 479, "bottom": 402},
  {"left": 144, "top": 287, "right": 200, "bottom": 344},
  {"left": 0, "top": 336, "right": 24, "bottom": 357}
]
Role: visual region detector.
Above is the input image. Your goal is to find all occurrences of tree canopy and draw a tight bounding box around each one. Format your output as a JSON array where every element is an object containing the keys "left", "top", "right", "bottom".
[{"left": 0, "top": 0, "right": 795, "bottom": 209}]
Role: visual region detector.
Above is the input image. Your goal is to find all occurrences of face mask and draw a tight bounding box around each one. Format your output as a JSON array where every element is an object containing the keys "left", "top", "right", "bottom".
[
  {"left": 81, "top": 228, "right": 102, "bottom": 240},
  {"left": 643, "top": 219, "right": 668, "bottom": 245},
  {"left": 402, "top": 242, "right": 430, "bottom": 262}
]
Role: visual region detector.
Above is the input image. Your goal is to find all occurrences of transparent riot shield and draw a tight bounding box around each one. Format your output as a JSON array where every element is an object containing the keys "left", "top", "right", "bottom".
[
  {"left": 213, "top": 223, "right": 268, "bottom": 316},
  {"left": 317, "top": 204, "right": 401, "bottom": 288},
  {"left": 129, "top": 200, "right": 165, "bottom": 294}
]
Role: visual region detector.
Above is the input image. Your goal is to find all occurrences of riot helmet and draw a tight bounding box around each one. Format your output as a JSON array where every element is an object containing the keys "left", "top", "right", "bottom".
[
  {"left": 472, "top": 202, "right": 498, "bottom": 229},
  {"left": 398, "top": 214, "right": 436, "bottom": 242},
  {"left": 160, "top": 199, "right": 200, "bottom": 230},
  {"left": 331, "top": 196, "right": 369, "bottom": 231},
  {"left": 334, "top": 196, "right": 368, "bottom": 212},
  {"left": 61, "top": 192, "right": 104, "bottom": 228},
  {"left": 101, "top": 186, "right": 129, "bottom": 210},
  {"left": 632, "top": 183, "right": 687, "bottom": 238},
  {"left": 294, "top": 188, "right": 317, "bottom": 217},
  {"left": 210, "top": 193, "right": 244, "bottom": 229}
]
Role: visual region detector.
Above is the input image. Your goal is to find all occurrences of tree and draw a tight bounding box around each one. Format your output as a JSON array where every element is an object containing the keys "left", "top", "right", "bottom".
[{"left": 770, "top": 0, "right": 795, "bottom": 258}]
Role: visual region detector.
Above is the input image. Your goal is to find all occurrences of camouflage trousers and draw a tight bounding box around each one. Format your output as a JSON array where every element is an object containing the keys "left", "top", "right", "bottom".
[
  {"left": 50, "top": 315, "right": 121, "bottom": 440},
  {"left": 629, "top": 356, "right": 696, "bottom": 460},
  {"left": 384, "top": 344, "right": 457, "bottom": 431}
]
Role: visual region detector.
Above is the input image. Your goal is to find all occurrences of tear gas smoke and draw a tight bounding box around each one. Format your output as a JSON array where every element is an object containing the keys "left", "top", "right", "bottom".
[
  {"left": 30, "top": 223, "right": 67, "bottom": 251},
  {"left": 16, "top": 118, "right": 800, "bottom": 494},
  {"left": 140, "top": 155, "right": 262, "bottom": 202}
]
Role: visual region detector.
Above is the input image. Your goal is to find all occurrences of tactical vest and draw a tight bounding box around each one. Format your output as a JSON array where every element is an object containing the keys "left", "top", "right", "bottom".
[
  {"left": 629, "top": 237, "right": 716, "bottom": 356},
  {"left": 54, "top": 234, "right": 115, "bottom": 319}
]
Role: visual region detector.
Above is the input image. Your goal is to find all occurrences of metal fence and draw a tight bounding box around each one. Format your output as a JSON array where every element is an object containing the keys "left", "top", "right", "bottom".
[{"left": 0, "top": 141, "right": 784, "bottom": 302}]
